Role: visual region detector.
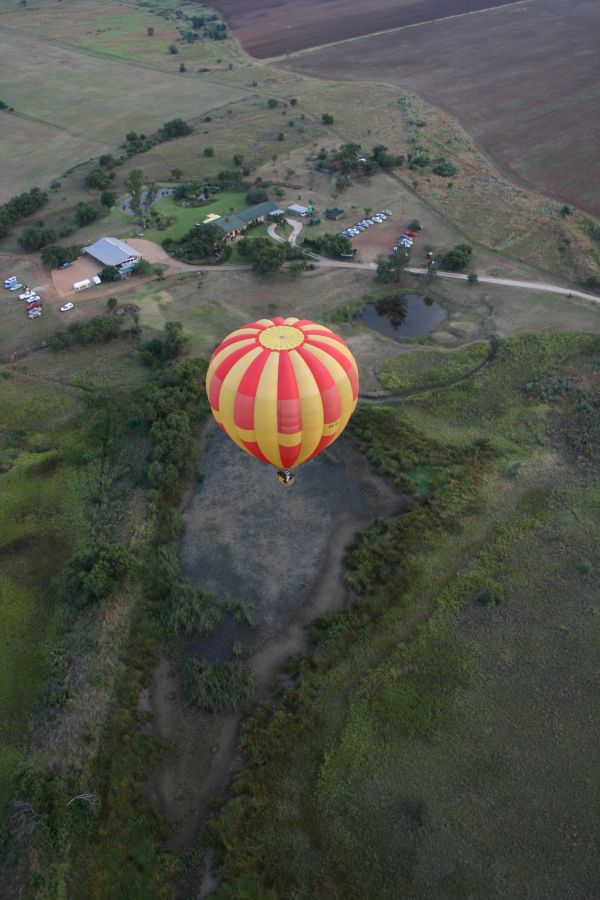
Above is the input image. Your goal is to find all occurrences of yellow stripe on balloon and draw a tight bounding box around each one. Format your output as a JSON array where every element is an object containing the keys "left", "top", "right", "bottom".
[
  {"left": 253, "top": 352, "right": 282, "bottom": 467},
  {"left": 289, "top": 350, "right": 324, "bottom": 465},
  {"left": 206, "top": 338, "right": 258, "bottom": 385}
]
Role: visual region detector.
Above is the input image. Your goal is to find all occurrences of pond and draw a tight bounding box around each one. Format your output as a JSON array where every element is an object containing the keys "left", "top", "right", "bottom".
[{"left": 359, "top": 293, "right": 446, "bottom": 339}]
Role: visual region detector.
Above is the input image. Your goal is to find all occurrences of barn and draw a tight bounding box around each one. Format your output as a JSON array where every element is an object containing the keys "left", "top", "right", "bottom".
[{"left": 83, "top": 237, "right": 141, "bottom": 274}]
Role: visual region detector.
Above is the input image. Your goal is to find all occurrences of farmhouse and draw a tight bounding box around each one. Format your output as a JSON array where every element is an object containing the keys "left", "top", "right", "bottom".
[
  {"left": 212, "top": 201, "right": 278, "bottom": 240},
  {"left": 83, "top": 237, "right": 141, "bottom": 274}
]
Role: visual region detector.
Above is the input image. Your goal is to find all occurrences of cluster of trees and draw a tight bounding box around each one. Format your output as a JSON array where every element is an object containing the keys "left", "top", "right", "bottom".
[
  {"left": 160, "top": 118, "right": 193, "bottom": 140},
  {"left": 75, "top": 201, "right": 101, "bottom": 226},
  {"left": 85, "top": 168, "right": 115, "bottom": 190},
  {"left": 163, "top": 222, "right": 231, "bottom": 263},
  {"left": 121, "top": 118, "right": 194, "bottom": 158},
  {"left": 237, "top": 236, "right": 287, "bottom": 274},
  {"left": 322, "top": 143, "right": 404, "bottom": 178},
  {"left": 143, "top": 356, "right": 207, "bottom": 500},
  {"left": 41, "top": 243, "right": 82, "bottom": 269},
  {"left": 0, "top": 186, "right": 48, "bottom": 238},
  {"left": 407, "top": 147, "right": 430, "bottom": 169},
  {"left": 440, "top": 243, "right": 473, "bottom": 271},
  {"left": 302, "top": 233, "right": 353, "bottom": 258},
  {"left": 49, "top": 315, "right": 123, "bottom": 351},
  {"left": 140, "top": 321, "right": 187, "bottom": 368},
  {"left": 432, "top": 159, "right": 457, "bottom": 177},
  {"left": 60, "top": 541, "right": 131, "bottom": 608},
  {"left": 18, "top": 226, "right": 58, "bottom": 252}
]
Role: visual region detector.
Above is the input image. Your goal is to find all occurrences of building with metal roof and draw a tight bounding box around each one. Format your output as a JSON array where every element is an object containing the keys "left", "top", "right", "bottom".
[
  {"left": 212, "top": 201, "right": 279, "bottom": 238},
  {"left": 84, "top": 237, "right": 141, "bottom": 271}
]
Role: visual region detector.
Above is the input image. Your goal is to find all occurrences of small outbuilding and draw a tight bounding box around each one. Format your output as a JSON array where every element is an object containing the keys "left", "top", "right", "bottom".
[
  {"left": 287, "top": 203, "right": 309, "bottom": 217},
  {"left": 326, "top": 207, "right": 344, "bottom": 220}
]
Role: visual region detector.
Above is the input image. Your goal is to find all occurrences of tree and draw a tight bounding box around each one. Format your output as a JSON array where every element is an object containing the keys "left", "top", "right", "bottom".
[
  {"left": 85, "top": 169, "right": 111, "bottom": 189},
  {"left": 18, "top": 226, "right": 57, "bottom": 251},
  {"left": 302, "top": 233, "right": 353, "bottom": 258},
  {"left": 267, "top": 98, "right": 278, "bottom": 108},
  {"left": 147, "top": 26, "right": 154, "bottom": 36},
  {"left": 169, "top": 44, "right": 178, "bottom": 54},
  {"left": 467, "top": 272, "right": 479, "bottom": 285},
  {"left": 432, "top": 160, "right": 457, "bottom": 177},
  {"left": 288, "top": 261, "right": 304, "bottom": 280},
  {"left": 179, "top": 63, "right": 186, "bottom": 72},
  {"left": 322, "top": 113, "right": 334, "bottom": 125},
  {"left": 277, "top": 132, "right": 284, "bottom": 142},
  {"left": 289, "top": 98, "right": 297, "bottom": 106},
  {"left": 376, "top": 248, "right": 410, "bottom": 283},
  {"left": 237, "top": 237, "right": 286, "bottom": 274},
  {"left": 440, "top": 244, "right": 472, "bottom": 272},
  {"left": 133, "top": 258, "right": 154, "bottom": 276},
  {"left": 246, "top": 187, "right": 268, "bottom": 205},
  {"left": 41, "top": 243, "right": 81, "bottom": 269},
  {"left": 60, "top": 541, "right": 131, "bottom": 608},
  {"left": 203, "top": 146, "right": 214, "bottom": 158},
  {"left": 100, "top": 265, "right": 120, "bottom": 282},
  {"left": 100, "top": 189, "right": 117, "bottom": 208},
  {"left": 171, "top": 167, "right": 184, "bottom": 180},
  {"left": 107, "top": 296, "right": 118, "bottom": 311},
  {"left": 160, "top": 118, "right": 193, "bottom": 139},
  {"left": 75, "top": 202, "right": 100, "bottom": 227},
  {"left": 124, "top": 167, "right": 146, "bottom": 225},
  {"left": 232, "top": 153, "right": 244, "bottom": 167}
]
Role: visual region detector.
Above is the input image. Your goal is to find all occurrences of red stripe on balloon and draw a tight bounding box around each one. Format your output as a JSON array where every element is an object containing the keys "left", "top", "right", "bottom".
[
  {"left": 210, "top": 345, "right": 260, "bottom": 411},
  {"left": 309, "top": 339, "right": 359, "bottom": 400},
  {"left": 280, "top": 444, "right": 301, "bottom": 469},
  {"left": 277, "top": 351, "right": 301, "bottom": 435},
  {"left": 210, "top": 333, "right": 260, "bottom": 357},
  {"left": 242, "top": 440, "right": 270, "bottom": 465},
  {"left": 307, "top": 434, "right": 336, "bottom": 459},
  {"left": 297, "top": 347, "right": 341, "bottom": 423},
  {"left": 234, "top": 349, "right": 270, "bottom": 430}
]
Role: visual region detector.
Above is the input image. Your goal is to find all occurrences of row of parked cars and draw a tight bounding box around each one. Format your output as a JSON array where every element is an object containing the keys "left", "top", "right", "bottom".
[
  {"left": 4, "top": 275, "right": 43, "bottom": 318},
  {"left": 340, "top": 209, "right": 393, "bottom": 238},
  {"left": 393, "top": 229, "right": 418, "bottom": 254}
]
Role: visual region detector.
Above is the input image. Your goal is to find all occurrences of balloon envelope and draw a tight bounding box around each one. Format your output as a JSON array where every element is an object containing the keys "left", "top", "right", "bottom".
[{"left": 206, "top": 316, "right": 359, "bottom": 469}]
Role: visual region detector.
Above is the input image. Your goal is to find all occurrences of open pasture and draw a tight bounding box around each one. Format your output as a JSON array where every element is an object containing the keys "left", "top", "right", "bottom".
[
  {"left": 211, "top": 0, "right": 519, "bottom": 58},
  {"left": 282, "top": 0, "right": 600, "bottom": 217},
  {"left": 0, "top": 29, "right": 248, "bottom": 200}
]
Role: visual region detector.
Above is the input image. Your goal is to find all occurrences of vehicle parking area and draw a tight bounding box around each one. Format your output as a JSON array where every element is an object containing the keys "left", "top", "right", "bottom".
[
  {"left": 341, "top": 212, "right": 423, "bottom": 265},
  {"left": 51, "top": 255, "right": 101, "bottom": 298}
]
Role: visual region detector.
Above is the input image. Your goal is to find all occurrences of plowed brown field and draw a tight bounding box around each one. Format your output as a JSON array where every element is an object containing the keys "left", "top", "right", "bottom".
[
  {"left": 279, "top": 0, "right": 600, "bottom": 217},
  {"left": 211, "top": 0, "right": 520, "bottom": 58}
]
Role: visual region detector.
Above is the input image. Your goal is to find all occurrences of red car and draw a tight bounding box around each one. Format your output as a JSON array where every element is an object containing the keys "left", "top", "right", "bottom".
[{"left": 406, "top": 230, "right": 417, "bottom": 238}]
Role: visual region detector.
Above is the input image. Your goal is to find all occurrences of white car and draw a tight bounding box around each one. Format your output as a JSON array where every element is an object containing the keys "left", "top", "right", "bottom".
[
  {"left": 60, "top": 302, "right": 74, "bottom": 312},
  {"left": 28, "top": 310, "right": 42, "bottom": 318},
  {"left": 383, "top": 210, "right": 393, "bottom": 216},
  {"left": 9, "top": 283, "right": 23, "bottom": 291}
]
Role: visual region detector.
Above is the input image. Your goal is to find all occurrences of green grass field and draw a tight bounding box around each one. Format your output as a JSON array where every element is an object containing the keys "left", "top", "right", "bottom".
[
  {"left": 0, "top": 29, "right": 249, "bottom": 199},
  {"left": 141, "top": 190, "right": 246, "bottom": 243}
]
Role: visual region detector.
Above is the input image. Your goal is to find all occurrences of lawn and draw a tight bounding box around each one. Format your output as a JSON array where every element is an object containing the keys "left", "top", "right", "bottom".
[{"left": 140, "top": 190, "right": 246, "bottom": 243}]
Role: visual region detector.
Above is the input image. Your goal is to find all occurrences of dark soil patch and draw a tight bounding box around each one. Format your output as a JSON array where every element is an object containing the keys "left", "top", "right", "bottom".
[
  {"left": 147, "top": 424, "right": 407, "bottom": 860},
  {"left": 212, "top": 0, "right": 520, "bottom": 58}
]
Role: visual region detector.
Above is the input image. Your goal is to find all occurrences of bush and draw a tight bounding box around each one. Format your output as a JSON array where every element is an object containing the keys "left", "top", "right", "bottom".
[
  {"left": 85, "top": 169, "right": 111, "bottom": 190},
  {"left": 245, "top": 187, "right": 268, "bottom": 205},
  {"left": 100, "top": 189, "right": 117, "bottom": 208},
  {"left": 140, "top": 321, "right": 187, "bottom": 366},
  {"left": 467, "top": 272, "right": 479, "bottom": 285},
  {"left": 237, "top": 236, "right": 287, "bottom": 274},
  {"left": 133, "top": 258, "right": 154, "bottom": 276},
  {"left": 302, "top": 233, "right": 352, "bottom": 258},
  {"left": 185, "top": 657, "right": 254, "bottom": 713},
  {"left": 267, "top": 98, "right": 278, "bottom": 108},
  {"left": 41, "top": 243, "right": 81, "bottom": 269},
  {"left": 203, "top": 146, "right": 214, "bottom": 158},
  {"left": 440, "top": 243, "right": 473, "bottom": 272},
  {"left": 160, "top": 118, "right": 193, "bottom": 140},
  {"left": 432, "top": 160, "right": 457, "bottom": 177},
  {"left": 18, "top": 226, "right": 56, "bottom": 251},
  {"left": 322, "top": 113, "right": 334, "bottom": 125},
  {"left": 60, "top": 541, "right": 131, "bottom": 607},
  {"left": 75, "top": 202, "right": 100, "bottom": 227},
  {"left": 49, "top": 315, "right": 123, "bottom": 350}
]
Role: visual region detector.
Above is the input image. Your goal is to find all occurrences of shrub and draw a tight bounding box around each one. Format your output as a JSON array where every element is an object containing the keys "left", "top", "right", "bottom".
[
  {"left": 432, "top": 160, "right": 457, "bottom": 177},
  {"left": 440, "top": 243, "right": 473, "bottom": 272},
  {"left": 185, "top": 657, "right": 254, "bottom": 713},
  {"left": 267, "top": 98, "right": 278, "bottom": 108},
  {"left": 467, "top": 272, "right": 479, "bottom": 285},
  {"left": 60, "top": 541, "right": 132, "bottom": 607},
  {"left": 18, "top": 226, "right": 57, "bottom": 251},
  {"left": 246, "top": 187, "right": 268, "bottom": 205},
  {"left": 322, "top": 112, "right": 334, "bottom": 124},
  {"left": 203, "top": 146, "right": 214, "bottom": 158}
]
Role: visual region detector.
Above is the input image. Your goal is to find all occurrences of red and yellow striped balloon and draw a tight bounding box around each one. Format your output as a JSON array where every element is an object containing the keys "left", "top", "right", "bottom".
[{"left": 206, "top": 317, "right": 359, "bottom": 470}]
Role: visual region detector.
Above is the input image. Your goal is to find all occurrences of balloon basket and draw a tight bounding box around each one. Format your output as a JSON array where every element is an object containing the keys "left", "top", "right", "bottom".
[{"left": 277, "top": 470, "right": 295, "bottom": 487}]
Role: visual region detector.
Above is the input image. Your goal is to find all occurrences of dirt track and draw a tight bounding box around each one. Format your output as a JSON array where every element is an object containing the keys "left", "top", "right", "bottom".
[{"left": 148, "top": 425, "right": 407, "bottom": 861}]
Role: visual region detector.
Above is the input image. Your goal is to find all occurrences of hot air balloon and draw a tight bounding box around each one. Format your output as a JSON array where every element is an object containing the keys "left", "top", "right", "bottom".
[{"left": 206, "top": 316, "right": 359, "bottom": 485}]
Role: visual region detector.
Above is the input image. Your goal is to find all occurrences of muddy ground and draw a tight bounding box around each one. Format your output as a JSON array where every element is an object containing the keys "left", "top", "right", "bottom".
[{"left": 147, "top": 423, "right": 406, "bottom": 867}]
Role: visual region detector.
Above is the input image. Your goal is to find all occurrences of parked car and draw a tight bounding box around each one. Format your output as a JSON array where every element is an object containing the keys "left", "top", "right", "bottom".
[
  {"left": 28, "top": 310, "right": 42, "bottom": 319},
  {"left": 9, "top": 283, "right": 23, "bottom": 291},
  {"left": 383, "top": 210, "right": 393, "bottom": 216},
  {"left": 60, "top": 302, "right": 74, "bottom": 312},
  {"left": 58, "top": 261, "right": 72, "bottom": 269},
  {"left": 406, "top": 230, "right": 417, "bottom": 238},
  {"left": 4, "top": 277, "right": 18, "bottom": 287}
]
